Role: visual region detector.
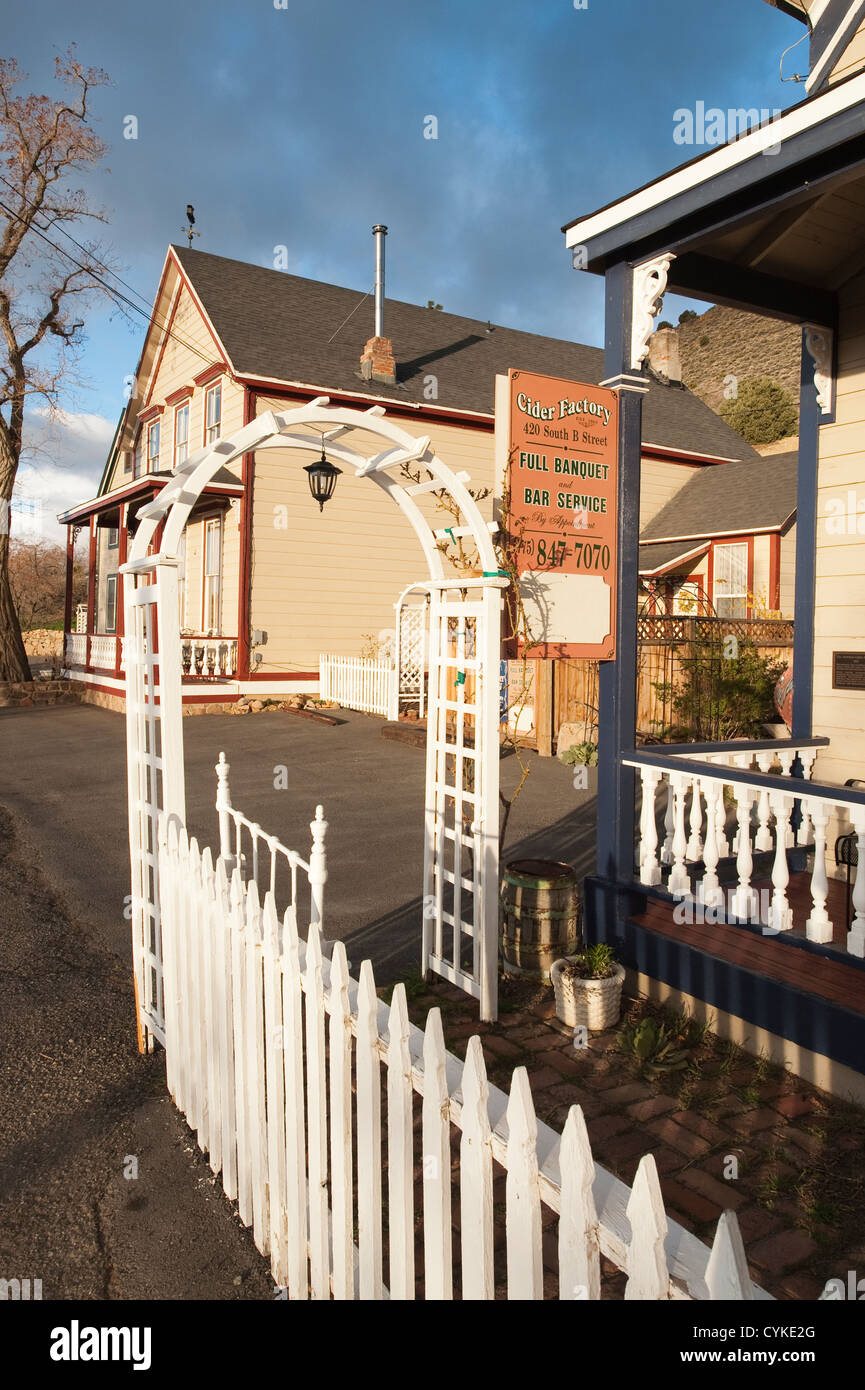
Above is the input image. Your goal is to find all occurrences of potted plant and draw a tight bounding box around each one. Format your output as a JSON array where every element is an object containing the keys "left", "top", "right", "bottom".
[{"left": 550, "top": 943, "right": 626, "bottom": 1030}]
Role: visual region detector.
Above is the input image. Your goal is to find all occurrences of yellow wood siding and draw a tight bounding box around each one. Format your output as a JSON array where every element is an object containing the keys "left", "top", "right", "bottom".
[
  {"left": 812, "top": 269, "right": 865, "bottom": 786},
  {"left": 104, "top": 266, "right": 244, "bottom": 493},
  {"left": 830, "top": 21, "right": 865, "bottom": 83},
  {"left": 639, "top": 459, "right": 700, "bottom": 530},
  {"left": 779, "top": 524, "right": 796, "bottom": 619}
]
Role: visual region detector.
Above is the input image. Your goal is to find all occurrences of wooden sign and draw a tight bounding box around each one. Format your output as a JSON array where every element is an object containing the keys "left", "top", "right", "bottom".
[{"left": 504, "top": 368, "right": 618, "bottom": 660}]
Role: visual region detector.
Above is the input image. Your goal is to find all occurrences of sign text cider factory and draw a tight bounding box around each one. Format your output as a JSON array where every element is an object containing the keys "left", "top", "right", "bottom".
[{"left": 506, "top": 368, "right": 618, "bottom": 660}]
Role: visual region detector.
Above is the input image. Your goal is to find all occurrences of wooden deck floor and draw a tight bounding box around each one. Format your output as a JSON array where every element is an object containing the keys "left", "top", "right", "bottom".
[{"left": 631, "top": 873, "right": 865, "bottom": 1018}]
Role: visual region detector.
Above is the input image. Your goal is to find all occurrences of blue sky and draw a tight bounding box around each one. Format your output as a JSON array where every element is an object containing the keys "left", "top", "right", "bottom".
[{"left": 8, "top": 0, "right": 806, "bottom": 536}]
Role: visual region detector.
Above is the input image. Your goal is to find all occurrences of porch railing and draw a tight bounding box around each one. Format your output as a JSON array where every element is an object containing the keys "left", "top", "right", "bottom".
[
  {"left": 181, "top": 635, "right": 238, "bottom": 678},
  {"left": 624, "top": 738, "right": 865, "bottom": 959},
  {"left": 65, "top": 630, "right": 238, "bottom": 681},
  {"left": 89, "top": 633, "right": 119, "bottom": 670},
  {"left": 65, "top": 632, "right": 87, "bottom": 666}
]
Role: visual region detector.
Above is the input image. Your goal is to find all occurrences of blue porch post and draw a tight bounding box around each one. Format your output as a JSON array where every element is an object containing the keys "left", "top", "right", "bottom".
[
  {"left": 792, "top": 333, "right": 819, "bottom": 740},
  {"left": 596, "top": 262, "right": 648, "bottom": 884}
]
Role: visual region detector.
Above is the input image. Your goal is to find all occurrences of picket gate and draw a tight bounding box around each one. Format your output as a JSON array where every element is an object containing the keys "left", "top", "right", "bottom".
[{"left": 157, "top": 810, "right": 769, "bottom": 1302}]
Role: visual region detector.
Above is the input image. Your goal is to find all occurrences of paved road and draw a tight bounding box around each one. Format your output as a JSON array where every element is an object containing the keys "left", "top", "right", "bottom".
[{"left": 0, "top": 701, "right": 596, "bottom": 1299}]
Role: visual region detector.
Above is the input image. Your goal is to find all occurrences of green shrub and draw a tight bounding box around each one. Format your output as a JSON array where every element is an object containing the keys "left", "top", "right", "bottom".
[
  {"left": 653, "top": 635, "right": 786, "bottom": 742},
  {"left": 718, "top": 376, "right": 798, "bottom": 445}
]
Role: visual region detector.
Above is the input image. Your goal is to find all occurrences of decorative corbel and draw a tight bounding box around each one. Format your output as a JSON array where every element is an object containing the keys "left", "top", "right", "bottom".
[
  {"left": 630, "top": 253, "right": 676, "bottom": 371},
  {"left": 803, "top": 324, "right": 834, "bottom": 416}
]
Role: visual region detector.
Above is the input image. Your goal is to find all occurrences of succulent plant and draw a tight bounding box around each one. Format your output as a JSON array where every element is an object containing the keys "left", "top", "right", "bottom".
[{"left": 618, "top": 1017, "right": 691, "bottom": 1075}]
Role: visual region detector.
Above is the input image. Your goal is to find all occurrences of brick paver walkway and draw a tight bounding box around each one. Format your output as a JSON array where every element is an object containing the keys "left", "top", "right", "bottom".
[{"left": 400, "top": 974, "right": 865, "bottom": 1300}]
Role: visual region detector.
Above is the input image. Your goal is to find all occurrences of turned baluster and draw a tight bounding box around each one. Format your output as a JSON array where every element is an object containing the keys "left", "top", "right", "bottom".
[
  {"left": 668, "top": 773, "right": 691, "bottom": 898},
  {"left": 698, "top": 778, "right": 724, "bottom": 911},
  {"left": 777, "top": 750, "right": 796, "bottom": 846},
  {"left": 686, "top": 776, "right": 704, "bottom": 862},
  {"left": 796, "top": 750, "right": 817, "bottom": 847},
  {"left": 639, "top": 767, "right": 663, "bottom": 886},
  {"left": 754, "top": 752, "right": 774, "bottom": 852},
  {"left": 805, "top": 798, "right": 833, "bottom": 945},
  {"left": 660, "top": 780, "right": 675, "bottom": 866},
  {"left": 713, "top": 767, "right": 731, "bottom": 860},
  {"left": 730, "top": 752, "right": 754, "bottom": 854},
  {"left": 848, "top": 809, "right": 865, "bottom": 958},
  {"left": 731, "top": 785, "right": 758, "bottom": 922},
  {"left": 768, "top": 791, "right": 793, "bottom": 933}
]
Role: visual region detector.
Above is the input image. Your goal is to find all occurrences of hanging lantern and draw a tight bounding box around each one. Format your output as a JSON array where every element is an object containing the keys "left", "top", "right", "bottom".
[{"left": 304, "top": 447, "right": 342, "bottom": 511}]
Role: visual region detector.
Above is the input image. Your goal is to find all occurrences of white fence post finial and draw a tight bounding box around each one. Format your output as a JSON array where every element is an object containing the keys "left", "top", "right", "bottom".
[
  {"left": 309, "top": 805, "right": 328, "bottom": 931},
  {"left": 215, "top": 751, "right": 234, "bottom": 868}
]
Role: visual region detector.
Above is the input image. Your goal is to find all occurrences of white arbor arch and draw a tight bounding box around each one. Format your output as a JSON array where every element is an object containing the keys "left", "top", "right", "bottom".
[{"left": 122, "top": 398, "right": 507, "bottom": 1046}]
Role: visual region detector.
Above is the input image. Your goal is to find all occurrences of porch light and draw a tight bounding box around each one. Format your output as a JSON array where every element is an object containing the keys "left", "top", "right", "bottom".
[{"left": 304, "top": 447, "right": 342, "bottom": 511}]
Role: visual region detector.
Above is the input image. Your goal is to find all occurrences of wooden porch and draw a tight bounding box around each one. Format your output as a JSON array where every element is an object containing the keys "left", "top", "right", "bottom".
[{"left": 632, "top": 873, "right": 865, "bottom": 1021}]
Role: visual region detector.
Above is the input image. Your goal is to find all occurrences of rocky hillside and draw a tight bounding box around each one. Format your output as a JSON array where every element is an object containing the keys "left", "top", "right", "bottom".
[{"left": 660, "top": 305, "right": 802, "bottom": 414}]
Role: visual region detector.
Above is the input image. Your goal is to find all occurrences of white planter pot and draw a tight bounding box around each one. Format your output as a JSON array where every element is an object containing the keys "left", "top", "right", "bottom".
[{"left": 550, "top": 958, "right": 626, "bottom": 1031}]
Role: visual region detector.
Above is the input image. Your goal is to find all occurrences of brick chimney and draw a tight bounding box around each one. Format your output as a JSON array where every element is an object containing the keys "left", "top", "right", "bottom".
[
  {"left": 360, "top": 224, "right": 396, "bottom": 385},
  {"left": 648, "top": 325, "right": 682, "bottom": 384},
  {"left": 360, "top": 335, "right": 396, "bottom": 385}
]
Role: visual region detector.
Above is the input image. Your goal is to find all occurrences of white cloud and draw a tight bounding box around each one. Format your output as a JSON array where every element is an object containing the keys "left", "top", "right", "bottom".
[{"left": 12, "top": 408, "right": 116, "bottom": 546}]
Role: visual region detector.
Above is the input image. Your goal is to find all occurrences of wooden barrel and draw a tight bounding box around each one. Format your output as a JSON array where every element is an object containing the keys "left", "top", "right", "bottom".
[{"left": 500, "top": 859, "right": 582, "bottom": 980}]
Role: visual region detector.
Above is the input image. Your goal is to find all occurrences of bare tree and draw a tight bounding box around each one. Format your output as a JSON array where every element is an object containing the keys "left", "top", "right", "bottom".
[
  {"left": 0, "top": 48, "right": 113, "bottom": 681},
  {"left": 9, "top": 535, "right": 84, "bottom": 631}
]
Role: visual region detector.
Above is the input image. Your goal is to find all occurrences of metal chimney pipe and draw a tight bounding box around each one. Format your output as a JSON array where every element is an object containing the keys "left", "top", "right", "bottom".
[{"left": 373, "top": 224, "right": 387, "bottom": 338}]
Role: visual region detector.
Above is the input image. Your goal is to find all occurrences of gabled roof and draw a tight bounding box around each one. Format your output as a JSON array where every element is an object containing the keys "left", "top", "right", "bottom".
[
  {"left": 171, "top": 246, "right": 758, "bottom": 463},
  {"left": 640, "top": 450, "right": 798, "bottom": 545}
]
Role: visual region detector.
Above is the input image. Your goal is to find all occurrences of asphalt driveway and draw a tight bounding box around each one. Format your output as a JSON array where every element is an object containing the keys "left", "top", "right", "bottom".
[{"left": 0, "top": 702, "right": 597, "bottom": 984}]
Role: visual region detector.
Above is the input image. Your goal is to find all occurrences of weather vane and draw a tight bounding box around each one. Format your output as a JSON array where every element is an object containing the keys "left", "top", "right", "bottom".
[{"left": 183, "top": 204, "right": 200, "bottom": 248}]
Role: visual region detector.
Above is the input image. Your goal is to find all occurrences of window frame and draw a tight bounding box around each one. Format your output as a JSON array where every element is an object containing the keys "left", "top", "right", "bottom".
[
  {"left": 104, "top": 574, "right": 118, "bottom": 634},
  {"left": 204, "top": 381, "right": 222, "bottom": 445},
  {"left": 201, "top": 513, "right": 223, "bottom": 633},
  {"left": 711, "top": 539, "right": 751, "bottom": 619},
  {"left": 174, "top": 401, "right": 190, "bottom": 469},
  {"left": 147, "top": 419, "right": 161, "bottom": 473}
]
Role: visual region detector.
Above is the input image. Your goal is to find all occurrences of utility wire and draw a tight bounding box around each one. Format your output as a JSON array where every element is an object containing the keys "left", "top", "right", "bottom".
[
  {"left": 327, "top": 286, "right": 374, "bottom": 343},
  {"left": 0, "top": 183, "right": 217, "bottom": 371}
]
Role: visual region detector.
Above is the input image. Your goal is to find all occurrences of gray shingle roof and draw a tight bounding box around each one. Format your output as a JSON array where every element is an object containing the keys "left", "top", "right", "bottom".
[
  {"left": 173, "top": 246, "right": 759, "bottom": 462},
  {"left": 640, "top": 450, "right": 798, "bottom": 543},
  {"left": 638, "top": 540, "right": 710, "bottom": 575}
]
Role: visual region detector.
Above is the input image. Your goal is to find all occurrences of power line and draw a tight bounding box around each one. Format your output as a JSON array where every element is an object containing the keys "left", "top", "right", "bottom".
[{"left": 0, "top": 182, "right": 217, "bottom": 372}]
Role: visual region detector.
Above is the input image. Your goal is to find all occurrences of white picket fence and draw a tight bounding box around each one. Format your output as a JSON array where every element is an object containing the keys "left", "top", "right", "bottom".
[
  {"left": 319, "top": 654, "right": 394, "bottom": 718},
  {"left": 157, "top": 812, "right": 768, "bottom": 1301}
]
